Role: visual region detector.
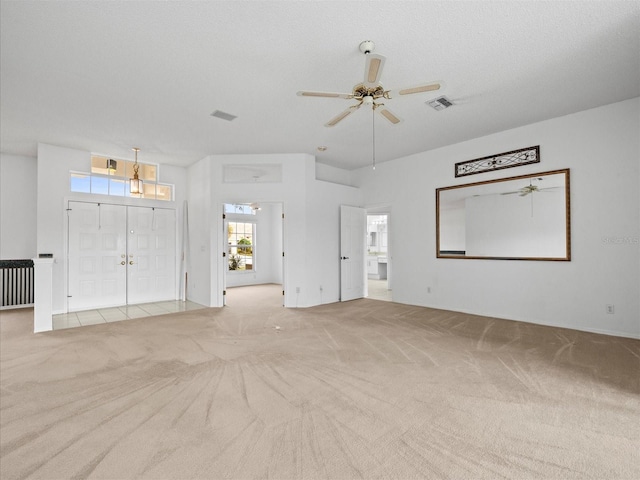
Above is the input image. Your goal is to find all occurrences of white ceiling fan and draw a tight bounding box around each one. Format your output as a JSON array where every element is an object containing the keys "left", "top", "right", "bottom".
[{"left": 297, "top": 41, "right": 442, "bottom": 127}]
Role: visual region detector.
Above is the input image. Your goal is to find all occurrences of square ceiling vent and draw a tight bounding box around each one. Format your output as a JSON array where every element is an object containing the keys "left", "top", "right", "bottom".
[{"left": 426, "top": 96, "right": 454, "bottom": 111}]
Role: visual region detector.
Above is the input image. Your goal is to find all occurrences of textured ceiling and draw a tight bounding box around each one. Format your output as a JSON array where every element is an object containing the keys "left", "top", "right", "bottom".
[{"left": 1, "top": 1, "right": 639, "bottom": 170}]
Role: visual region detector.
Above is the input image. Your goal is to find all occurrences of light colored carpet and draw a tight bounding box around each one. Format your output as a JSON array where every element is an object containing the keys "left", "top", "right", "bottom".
[{"left": 1, "top": 284, "right": 638, "bottom": 479}]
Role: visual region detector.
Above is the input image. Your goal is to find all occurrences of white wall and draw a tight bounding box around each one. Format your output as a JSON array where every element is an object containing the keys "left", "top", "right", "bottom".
[
  {"left": 185, "top": 158, "right": 214, "bottom": 307},
  {"left": 186, "top": 153, "right": 361, "bottom": 308},
  {"left": 315, "top": 162, "right": 352, "bottom": 186},
  {"left": 439, "top": 206, "right": 465, "bottom": 252},
  {"left": 0, "top": 154, "right": 37, "bottom": 259},
  {"left": 465, "top": 190, "right": 566, "bottom": 257},
  {"left": 37, "top": 143, "right": 188, "bottom": 313},
  {"left": 306, "top": 180, "right": 361, "bottom": 305},
  {"left": 353, "top": 98, "right": 640, "bottom": 338}
]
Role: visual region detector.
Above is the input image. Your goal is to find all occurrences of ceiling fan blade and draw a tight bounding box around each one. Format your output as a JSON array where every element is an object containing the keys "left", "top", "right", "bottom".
[
  {"left": 364, "top": 54, "right": 386, "bottom": 87},
  {"left": 297, "top": 91, "right": 354, "bottom": 99},
  {"left": 376, "top": 106, "right": 402, "bottom": 125},
  {"left": 325, "top": 104, "right": 361, "bottom": 127},
  {"left": 389, "top": 81, "right": 442, "bottom": 97}
]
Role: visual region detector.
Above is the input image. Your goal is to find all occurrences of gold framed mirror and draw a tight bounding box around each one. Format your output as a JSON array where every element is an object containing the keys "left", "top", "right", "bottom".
[{"left": 436, "top": 168, "right": 570, "bottom": 260}]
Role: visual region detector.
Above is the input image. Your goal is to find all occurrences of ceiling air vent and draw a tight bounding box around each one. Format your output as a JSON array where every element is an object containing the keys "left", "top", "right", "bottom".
[
  {"left": 210, "top": 110, "right": 237, "bottom": 121},
  {"left": 426, "top": 96, "right": 454, "bottom": 111}
]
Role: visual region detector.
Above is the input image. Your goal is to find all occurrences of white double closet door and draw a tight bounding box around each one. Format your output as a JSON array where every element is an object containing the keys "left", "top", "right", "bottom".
[{"left": 67, "top": 201, "right": 176, "bottom": 312}]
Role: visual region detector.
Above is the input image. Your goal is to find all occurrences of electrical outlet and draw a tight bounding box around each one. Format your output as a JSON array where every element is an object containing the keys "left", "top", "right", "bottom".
[
  {"left": 606, "top": 304, "right": 615, "bottom": 314},
  {"left": 296, "top": 287, "right": 300, "bottom": 293},
  {"left": 319, "top": 285, "right": 323, "bottom": 292}
]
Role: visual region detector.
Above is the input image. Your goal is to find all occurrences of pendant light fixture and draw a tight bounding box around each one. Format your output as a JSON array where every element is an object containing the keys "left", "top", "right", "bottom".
[{"left": 130, "top": 147, "right": 143, "bottom": 195}]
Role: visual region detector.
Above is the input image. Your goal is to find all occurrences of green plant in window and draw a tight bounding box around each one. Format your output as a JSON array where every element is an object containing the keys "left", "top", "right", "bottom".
[
  {"left": 229, "top": 254, "right": 243, "bottom": 271},
  {"left": 237, "top": 237, "right": 252, "bottom": 255}
]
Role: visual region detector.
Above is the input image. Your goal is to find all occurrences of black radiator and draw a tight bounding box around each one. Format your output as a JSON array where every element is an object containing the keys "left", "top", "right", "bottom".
[{"left": 0, "top": 259, "right": 34, "bottom": 308}]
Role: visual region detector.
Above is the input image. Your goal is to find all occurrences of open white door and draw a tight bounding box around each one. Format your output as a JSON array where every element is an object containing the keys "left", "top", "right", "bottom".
[
  {"left": 222, "top": 213, "right": 228, "bottom": 306},
  {"left": 340, "top": 205, "right": 366, "bottom": 301}
]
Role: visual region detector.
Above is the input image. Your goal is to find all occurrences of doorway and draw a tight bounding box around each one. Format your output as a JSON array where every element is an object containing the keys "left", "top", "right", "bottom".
[
  {"left": 67, "top": 201, "right": 176, "bottom": 312},
  {"left": 366, "top": 213, "right": 391, "bottom": 301},
  {"left": 222, "top": 202, "right": 284, "bottom": 306}
]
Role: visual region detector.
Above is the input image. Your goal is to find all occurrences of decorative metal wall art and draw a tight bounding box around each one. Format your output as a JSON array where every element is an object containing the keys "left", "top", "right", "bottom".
[{"left": 455, "top": 145, "right": 540, "bottom": 178}]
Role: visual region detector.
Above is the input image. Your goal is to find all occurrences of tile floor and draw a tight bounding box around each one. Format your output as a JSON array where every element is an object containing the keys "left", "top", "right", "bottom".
[
  {"left": 53, "top": 300, "right": 206, "bottom": 330},
  {"left": 53, "top": 282, "right": 390, "bottom": 331},
  {"left": 367, "top": 278, "right": 392, "bottom": 302}
]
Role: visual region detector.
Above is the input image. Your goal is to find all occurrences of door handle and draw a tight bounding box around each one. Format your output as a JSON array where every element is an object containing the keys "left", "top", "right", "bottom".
[
  {"left": 120, "top": 261, "right": 126, "bottom": 265},
  {"left": 341, "top": 256, "right": 349, "bottom": 260},
  {"left": 129, "top": 261, "right": 134, "bottom": 265}
]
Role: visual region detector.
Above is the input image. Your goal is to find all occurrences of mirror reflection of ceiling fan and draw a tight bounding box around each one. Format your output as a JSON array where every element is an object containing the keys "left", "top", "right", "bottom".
[
  {"left": 498, "top": 177, "right": 563, "bottom": 217},
  {"left": 297, "top": 41, "right": 442, "bottom": 127},
  {"left": 501, "top": 178, "right": 561, "bottom": 197}
]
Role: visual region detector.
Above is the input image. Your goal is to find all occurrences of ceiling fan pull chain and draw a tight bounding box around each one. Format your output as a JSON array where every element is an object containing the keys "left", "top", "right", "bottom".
[{"left": 372, "top": 107, "right": 376, "bottom": 170}]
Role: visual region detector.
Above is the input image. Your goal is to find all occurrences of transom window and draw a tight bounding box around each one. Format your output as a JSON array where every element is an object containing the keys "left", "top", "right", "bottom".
[
  {"left": 69, "top": 155, "right": 173, "bottom": 201},
  {"left": 224, "top": 203, "right": 257, "bottom": 215},
  {"left": 91, "top": 155, "right": 157, "bottom": 182}
]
